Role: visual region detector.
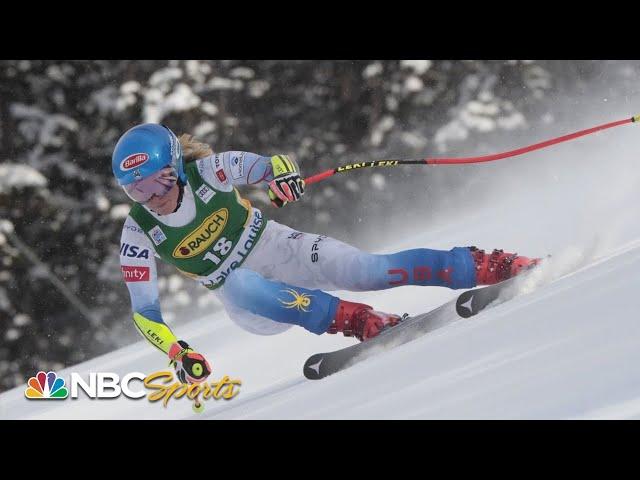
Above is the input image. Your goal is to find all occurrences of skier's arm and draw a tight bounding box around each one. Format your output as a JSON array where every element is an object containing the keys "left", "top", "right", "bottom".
[
  {"left": 201, "top": 152, "right": 305, "bottom": 207},
  {"left": 120, "top": 218, "right": 178, "bottom": 355},
  {"left": 211, "top": 151, "right": 275, "bottom": 186},
  {"left": 120, "top": 218, "right": 213, "bottom": 384}
]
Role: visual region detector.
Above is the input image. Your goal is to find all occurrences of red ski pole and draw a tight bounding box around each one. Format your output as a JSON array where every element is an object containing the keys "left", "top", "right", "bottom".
[{"left": 304, "top": 115, "right": 640, "bottom": 186}]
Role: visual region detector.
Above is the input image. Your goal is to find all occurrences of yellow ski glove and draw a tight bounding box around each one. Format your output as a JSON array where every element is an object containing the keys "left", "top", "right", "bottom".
[{"left": 268, "top": 155, "right": 305, "bottom": 208}]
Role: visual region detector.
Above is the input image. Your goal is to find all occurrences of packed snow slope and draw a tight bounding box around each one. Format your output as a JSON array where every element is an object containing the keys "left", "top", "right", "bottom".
[{"left": 2, "top": 113, "right": 640, "bottom": 419}]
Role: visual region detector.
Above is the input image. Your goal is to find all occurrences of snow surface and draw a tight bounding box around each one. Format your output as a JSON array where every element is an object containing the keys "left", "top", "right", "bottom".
[{"left": 1, "top": 112, "right": 640, "bottom": 419}]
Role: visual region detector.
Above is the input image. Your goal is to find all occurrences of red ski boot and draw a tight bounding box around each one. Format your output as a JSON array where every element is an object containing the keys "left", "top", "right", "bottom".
[
  {"left": 469, "top": 246, "right": 541, "bottom": 285},
  {"left": 327, "top": 300, "right": 402, "bottom": 341}
]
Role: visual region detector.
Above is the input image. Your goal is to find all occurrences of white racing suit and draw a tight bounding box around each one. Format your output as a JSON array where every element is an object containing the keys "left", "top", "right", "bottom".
[{"left": 119, "top": 151, "right": 477, "bottom": 344}]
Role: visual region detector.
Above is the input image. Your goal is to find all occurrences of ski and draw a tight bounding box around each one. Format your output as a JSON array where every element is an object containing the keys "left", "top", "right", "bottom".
[
  {"left": 456, "top": 265, "right": 540, "bottom": 318},
  {"left": 303, "top": 298, "right": 459, "bottom": 380},
  {"left": 304, "top": 267, "right": 542, "bottom": 380}
]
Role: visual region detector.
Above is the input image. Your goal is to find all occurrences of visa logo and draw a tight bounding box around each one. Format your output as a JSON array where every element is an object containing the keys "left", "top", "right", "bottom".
[{"left": 120, "top": 243, "right": 150, "bottom": 259}]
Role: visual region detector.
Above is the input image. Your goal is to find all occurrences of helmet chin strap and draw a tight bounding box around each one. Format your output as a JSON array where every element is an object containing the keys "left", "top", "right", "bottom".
[{"left": 170, "top": 180, "right": 185, "bottom": 214}]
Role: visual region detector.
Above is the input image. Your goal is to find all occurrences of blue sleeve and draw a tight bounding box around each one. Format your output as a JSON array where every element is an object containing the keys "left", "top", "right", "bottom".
[{"left": 136, "top": 300, "right": 164, "bottom": 324}]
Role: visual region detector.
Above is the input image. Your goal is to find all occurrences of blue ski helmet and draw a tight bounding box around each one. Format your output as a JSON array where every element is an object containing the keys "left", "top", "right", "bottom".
[{"left": 112, "top": 123, "right": 186, "bottom": 186}]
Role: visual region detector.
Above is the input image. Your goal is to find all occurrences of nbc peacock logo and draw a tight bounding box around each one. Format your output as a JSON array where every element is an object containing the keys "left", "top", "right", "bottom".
[{"left": 24, "top": 371, "right": 69, "bottom": 400}]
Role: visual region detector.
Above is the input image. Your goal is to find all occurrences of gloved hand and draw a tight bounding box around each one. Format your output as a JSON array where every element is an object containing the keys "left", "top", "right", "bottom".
[
  {"left": 168, "top": 340, "right": 212, "bottom": 384},
  {"left": 268, "top": 155, "right": 305, "bottom": 208}
]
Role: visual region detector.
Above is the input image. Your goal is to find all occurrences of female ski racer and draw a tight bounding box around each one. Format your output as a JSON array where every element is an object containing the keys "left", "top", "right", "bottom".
[{"left": 114, "top": 123, "right": 539, "bottom": 384}]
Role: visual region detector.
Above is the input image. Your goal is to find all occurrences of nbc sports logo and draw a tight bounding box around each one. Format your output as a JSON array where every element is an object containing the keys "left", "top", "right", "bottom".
[
  {"left": 21, "top": 370, "right": 241, "bottom": 407},
  {"left": 25, "top": 371, "right": 69, "bottom": 399},
  {"left": 23, "top": 371, "right": 148, "bottom": 400}
]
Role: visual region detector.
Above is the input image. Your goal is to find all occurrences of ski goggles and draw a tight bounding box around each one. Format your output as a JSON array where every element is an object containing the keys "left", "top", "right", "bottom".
[{"left": 122, "top": 166, "right": 178, "bottom": 204}]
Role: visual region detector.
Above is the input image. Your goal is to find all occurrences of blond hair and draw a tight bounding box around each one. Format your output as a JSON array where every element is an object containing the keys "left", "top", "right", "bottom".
[{"left": 179, "top": 133, "right": 214, "bottom": 163}]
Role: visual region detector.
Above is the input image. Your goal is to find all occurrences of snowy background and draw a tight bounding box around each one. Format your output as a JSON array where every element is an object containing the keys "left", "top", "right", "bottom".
[{"left": 0, "top": 60, "right": 639, "bottom": 394}]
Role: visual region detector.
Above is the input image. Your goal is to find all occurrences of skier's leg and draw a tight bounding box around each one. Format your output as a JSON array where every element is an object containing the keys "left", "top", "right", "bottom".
[
  {"left": 236, "top": 222, "right": 539, "bottom": 342},
  {"left": 214, "top": 295, "right": 294, "bottom": 336},
  {"left": 215, "top": 267, "right": 340, "bottom": 335},
  {"left": 348, "top": 246, "right": 477, "bottom": 291},
  {"left": 243, "top": 221, "right": 477, "bottom": 291}
]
